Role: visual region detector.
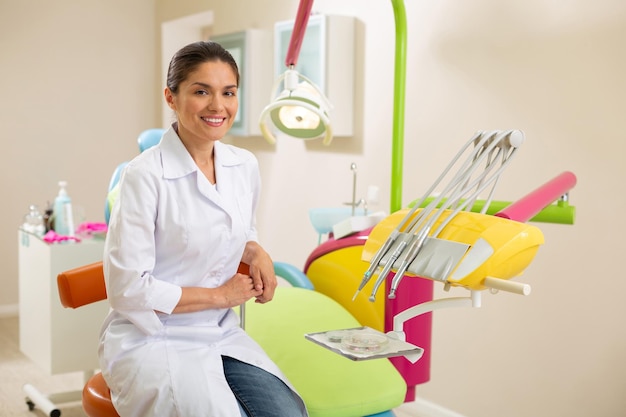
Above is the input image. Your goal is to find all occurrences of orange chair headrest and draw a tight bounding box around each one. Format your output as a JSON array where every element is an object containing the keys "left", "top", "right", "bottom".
[{"left": 57, "top": 261, "right": 107, "bottom": 309}]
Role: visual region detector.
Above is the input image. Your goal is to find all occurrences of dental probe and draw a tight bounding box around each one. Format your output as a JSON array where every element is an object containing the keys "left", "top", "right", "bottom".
[
  {"left": 387, "top": 229, "right": 429, "bottom": 299},
  {"left": 399, "top": 132, "right": 498, "bottom": 236},
  {"left": 388, "top": 130, "right": 524, "bottom": 297},
  {"left": 368, "top": 236, "right": 410, "bottom": 302},
  {"left": 352, "top": 133, "right": 487, "bottom": 301},
  {"left": 379, "top": 130, "right": 514, "bottom": 299},
  {"left": 352, "top": 229, "right": 399, "bottom": 301}
]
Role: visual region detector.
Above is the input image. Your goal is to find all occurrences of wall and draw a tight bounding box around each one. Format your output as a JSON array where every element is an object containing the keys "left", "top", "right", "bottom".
[
  {"left": 0, "top": 0, "right": 159, "bottom": 313},
  {"left": 1, "top": 0, "right": 624, "bottom": 415}
]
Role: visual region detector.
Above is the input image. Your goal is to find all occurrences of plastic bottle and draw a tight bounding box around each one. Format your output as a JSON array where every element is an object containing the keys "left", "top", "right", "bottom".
[
  {"left": 43, "top": 201, "right": 53, "bottom": 232},
  {"left": 22, "top": 205, "right": 46, "bottom": 236},
  {"left": 53, "top": 181, "right": 75, "bottom": 237}
]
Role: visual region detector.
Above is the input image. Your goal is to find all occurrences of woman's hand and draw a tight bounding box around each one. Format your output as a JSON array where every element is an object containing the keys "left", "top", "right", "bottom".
[
  {"left": 171, "top": 272, "right": 263, "bottom": 313},
  {"left": 217, "top": 272, "right": 264, "bottom": 308},
  {"left": 170, "top": 242, "right": 276, "bottom": 314},
  {"left": 241, "top": 241, "right": 277, "bottom": 304}
]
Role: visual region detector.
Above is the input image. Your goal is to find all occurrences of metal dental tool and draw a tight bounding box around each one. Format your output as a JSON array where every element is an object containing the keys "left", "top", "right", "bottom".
[
  {"left": 351, "top": 131, "right": 485, "bottom": 302},
  {"left": 385, "top": 130, "right": 523, "bottom": 298},
  {"left": 352, "top": 229, "right": 398, "bottom": 301},
  {"left": 366, "top": 131, "right": 499, "bottom": 301},
  {"left": 362, "top": 130, "right": 524, "bottom": 302},
  {"left": 349, "top": 131, "right": 487, "bottom": 301},
  {"left": 368, "top": 234, "right": 411, "bottom": 302}
]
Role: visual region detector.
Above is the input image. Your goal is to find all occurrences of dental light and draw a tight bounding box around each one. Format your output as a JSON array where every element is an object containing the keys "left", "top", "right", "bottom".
[{"left": 259, "top": 0, "right": 333, "bottom": 145}]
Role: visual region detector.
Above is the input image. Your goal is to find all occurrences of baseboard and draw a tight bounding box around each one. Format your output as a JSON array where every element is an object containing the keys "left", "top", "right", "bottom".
[
  {"left": 0, "top": 304, "right": 19, "bottom": 318},
  {"left": 409, "top": 397, "right": 467, "bottom": 417}
]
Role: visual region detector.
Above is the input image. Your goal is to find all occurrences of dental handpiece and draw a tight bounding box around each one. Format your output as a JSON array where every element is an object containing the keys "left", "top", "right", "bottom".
[
  {"left": 368, "top": 237, "right": 409, "bottom": 302},
  {"left": 388, "top": 232, "right": 428, "bottom": 299},
  {"left": 352, "top": 230, "right": 399, "bottom": 301}
]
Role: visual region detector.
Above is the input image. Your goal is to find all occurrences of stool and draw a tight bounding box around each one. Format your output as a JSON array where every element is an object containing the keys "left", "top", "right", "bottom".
[{"left": 82, "top": 373, "right": 119, "bottom": 417}]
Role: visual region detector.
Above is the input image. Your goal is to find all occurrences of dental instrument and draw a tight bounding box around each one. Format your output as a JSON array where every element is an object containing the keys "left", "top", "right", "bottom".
[
  {"left": 385, "top": 130, "right": 523, "bottom": 298},
  {"left": 352, "top": 130, "right": 504, "bottom": 300},
  {"left": 355, "top": 130, "right": 524, "bottom": 302},
  {"left": 363, "top": 169, "right": 577, "bottom": 294}
]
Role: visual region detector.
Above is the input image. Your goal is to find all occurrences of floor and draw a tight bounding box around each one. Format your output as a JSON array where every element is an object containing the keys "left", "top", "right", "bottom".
[{"left": 0, "top": 314, "right": 463, "bottom": 417}]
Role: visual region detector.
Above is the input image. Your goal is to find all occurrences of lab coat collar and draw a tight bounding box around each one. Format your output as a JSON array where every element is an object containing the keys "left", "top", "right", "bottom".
[
  {"left": 159, "top": 124, "right": 243, "bottom": 180},
  {"left": 160, "top": 126, "right": 196, "bottom": 179}
]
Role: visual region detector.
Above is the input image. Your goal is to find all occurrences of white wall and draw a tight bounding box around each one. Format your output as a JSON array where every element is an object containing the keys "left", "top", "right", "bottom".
[
  {"left": 2, "top": 0, "right": 624, "bottom": 415},
  {"left": 0, "top": 0, "right": 159, "bottom": 312}
]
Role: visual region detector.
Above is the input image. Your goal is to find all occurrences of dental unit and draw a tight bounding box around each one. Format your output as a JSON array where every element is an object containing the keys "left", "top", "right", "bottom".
[
  {"left": 356, "top": 129, "right": 525, "bottom": 302},
  {"left": 309, "top": 129, "right": 577, "bottom": 362}
]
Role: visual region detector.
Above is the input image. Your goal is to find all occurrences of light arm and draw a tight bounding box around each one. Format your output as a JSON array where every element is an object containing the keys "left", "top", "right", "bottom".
[{"left": 284, "top": 0, "right": 314, "bottom": 67}]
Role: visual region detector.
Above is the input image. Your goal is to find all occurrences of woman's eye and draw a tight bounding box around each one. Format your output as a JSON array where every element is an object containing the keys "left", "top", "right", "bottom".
[
  {"left": 195, "top": 90, "right": 208, "bottom": 95},
  {"left": 225, "top": 91, "right": 236, "bottom": 97}
]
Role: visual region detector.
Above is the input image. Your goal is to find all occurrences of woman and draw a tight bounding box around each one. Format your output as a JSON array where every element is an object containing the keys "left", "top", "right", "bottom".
[{"left": 99, "top": 41, "right": 308, "bottom": 417}]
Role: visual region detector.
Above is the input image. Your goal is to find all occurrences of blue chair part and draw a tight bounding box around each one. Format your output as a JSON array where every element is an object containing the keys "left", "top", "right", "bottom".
[
  {"left": 274, "top": 261, "right": 314, "bottom": 290},
  {"left": 104, "top": 162, "right": 128, "bottom": 225},
  {"left": 137, "top": 128, "right": 165, "bottom": 153},
  {"left": 367, "top": 411, "right": 396, "bottom": 417},
  {"left": 105, "top": 129, "right": 165, "bottom": 224}
]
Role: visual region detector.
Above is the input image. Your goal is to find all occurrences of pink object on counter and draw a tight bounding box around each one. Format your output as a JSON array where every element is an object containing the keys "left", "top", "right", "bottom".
[
  {"left": 75, "top": 222, "right": 108, "bottom": 235},
  {"left": 43, "top": 222, "right": 107, "bottom": 244},
  {"left": 495, "top": 171, "right": 577, "bottom": 223},
  {"left": 43, "top": 230, "right": 81, "bottom": 243}
]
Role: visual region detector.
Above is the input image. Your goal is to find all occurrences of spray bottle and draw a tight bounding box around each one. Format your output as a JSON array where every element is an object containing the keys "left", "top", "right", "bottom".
[{"left": 53, "top": 181, "right": 75, "bottom": 237}]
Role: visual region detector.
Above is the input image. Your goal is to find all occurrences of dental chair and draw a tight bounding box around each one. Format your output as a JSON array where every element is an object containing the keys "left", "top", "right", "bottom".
[
  {"left": 57, "top": 261, "right": 406, "bottom": 417},
  {"left": 54, "top": 129, "right": 406, "bottom": 417}
]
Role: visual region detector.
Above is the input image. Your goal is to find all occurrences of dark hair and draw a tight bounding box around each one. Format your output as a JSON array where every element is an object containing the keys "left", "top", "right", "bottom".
[{"left": 166, "top": 41, "right": 240, "bottom": 94}]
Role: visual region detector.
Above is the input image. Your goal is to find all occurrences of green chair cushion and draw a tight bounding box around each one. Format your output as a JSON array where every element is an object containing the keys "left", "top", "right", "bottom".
[{"left": 246, "top": 287, "right": 406, "bottom": 417}]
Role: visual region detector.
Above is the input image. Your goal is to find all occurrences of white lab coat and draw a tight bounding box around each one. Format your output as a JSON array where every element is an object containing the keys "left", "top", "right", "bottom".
[{"left": 99, "top": 126, "right": 306, "bottom": 417}]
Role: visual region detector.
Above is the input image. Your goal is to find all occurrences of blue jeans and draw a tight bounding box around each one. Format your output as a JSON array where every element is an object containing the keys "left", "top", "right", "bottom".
[{"left": 222, "top": 356, "right": 306, "bottom": 417}]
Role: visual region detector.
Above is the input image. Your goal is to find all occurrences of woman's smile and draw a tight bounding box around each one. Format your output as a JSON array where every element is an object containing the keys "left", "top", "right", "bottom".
[{"left": 201, "top": 116, "right": 227, "bottom": 127}]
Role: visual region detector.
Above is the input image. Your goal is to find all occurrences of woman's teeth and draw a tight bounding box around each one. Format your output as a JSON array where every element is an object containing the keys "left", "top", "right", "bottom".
[{"left": 202, "top": 117, "right": 223, "bottom": 123}]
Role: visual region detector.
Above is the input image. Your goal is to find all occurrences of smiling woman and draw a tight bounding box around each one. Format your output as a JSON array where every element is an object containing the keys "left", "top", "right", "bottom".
[
  {"left": 164, "top": 43, "right": 240, "bottom": 180},
  {"left": 99, "top": 41, "right": 308, "bottom": 417}
]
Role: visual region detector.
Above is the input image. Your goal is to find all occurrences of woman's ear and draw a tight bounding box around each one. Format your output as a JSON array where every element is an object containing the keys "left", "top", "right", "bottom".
[{"left": 164, "top": 87, "right": 176, "bottom": 110}]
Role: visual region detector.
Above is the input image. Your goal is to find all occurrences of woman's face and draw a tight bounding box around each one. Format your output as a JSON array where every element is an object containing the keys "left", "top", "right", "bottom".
[{"left": 165, "top": 60, "right": 238, "bottom": 144}]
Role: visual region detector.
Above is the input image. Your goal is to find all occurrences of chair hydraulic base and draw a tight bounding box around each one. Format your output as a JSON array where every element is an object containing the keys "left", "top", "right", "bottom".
[{"left": 23, "top": 370, "right": 95, "bottom": 417}]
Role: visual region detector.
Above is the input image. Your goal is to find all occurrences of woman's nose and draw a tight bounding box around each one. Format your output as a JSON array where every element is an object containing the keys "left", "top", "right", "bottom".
[{"left": 207, "top": 95, "right": 224, "bottom": 110}]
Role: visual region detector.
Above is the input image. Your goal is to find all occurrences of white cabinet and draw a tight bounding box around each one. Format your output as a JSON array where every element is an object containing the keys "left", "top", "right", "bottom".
[{"left": 18, "top": 230, "right": 109, "bottom": 374}]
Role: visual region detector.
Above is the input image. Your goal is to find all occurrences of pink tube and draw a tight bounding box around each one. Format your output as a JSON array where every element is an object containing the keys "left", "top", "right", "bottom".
[
  {"left": 495, "top": 171, "right": 577, "bottom": 223},
  {"left": 284, "top": 0, "right": 314, "bottom": 67}
]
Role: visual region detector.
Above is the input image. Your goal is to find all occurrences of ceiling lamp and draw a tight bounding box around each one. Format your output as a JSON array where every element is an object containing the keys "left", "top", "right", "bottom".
[{"left": 259, "top": 0, "right": 333, "bottom": 145}]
